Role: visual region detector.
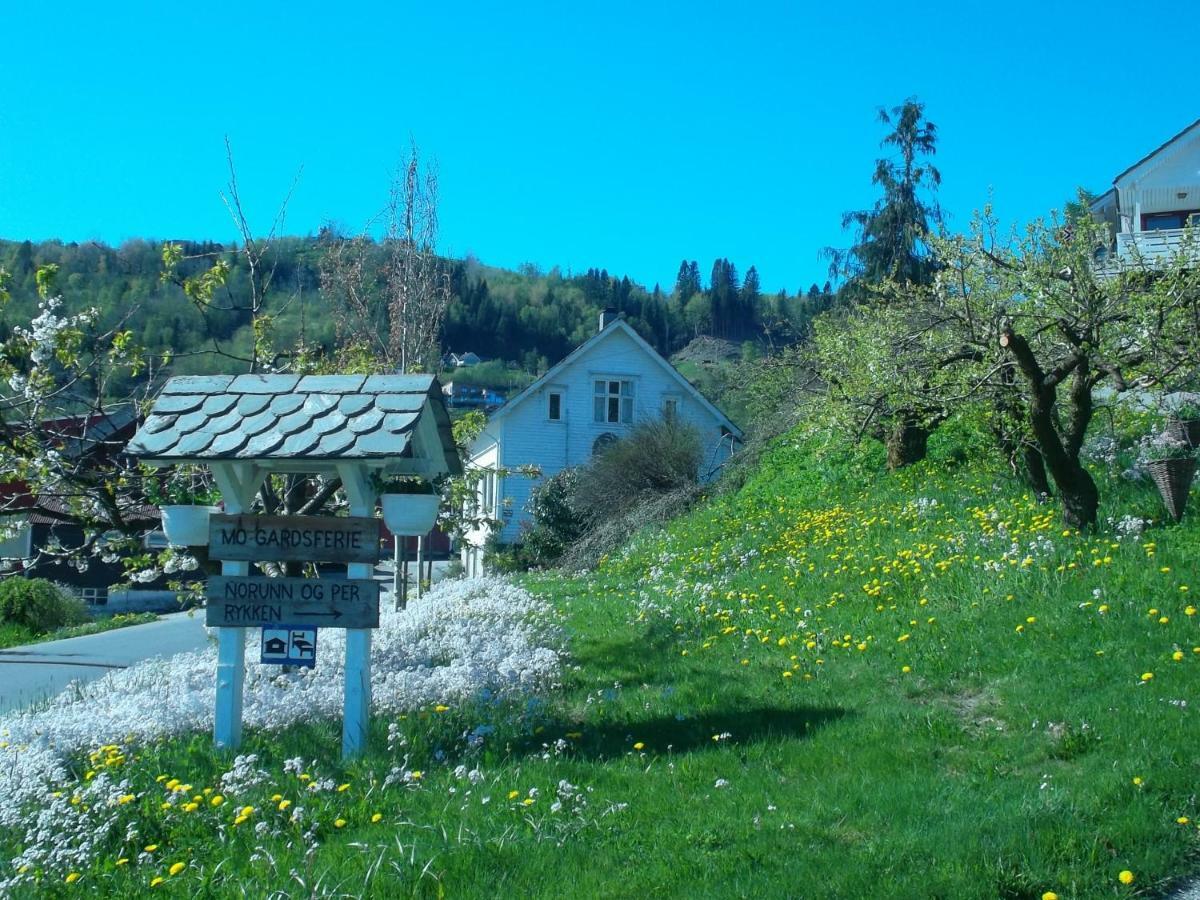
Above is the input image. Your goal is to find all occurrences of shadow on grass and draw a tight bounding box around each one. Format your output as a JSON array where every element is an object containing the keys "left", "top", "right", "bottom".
[{"left": 516, "top": 705, "right": 849, "bottom": 762}]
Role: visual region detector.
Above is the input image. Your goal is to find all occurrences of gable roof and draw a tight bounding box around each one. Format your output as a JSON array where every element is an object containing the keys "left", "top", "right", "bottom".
[
  {"left": 1110, "top": 118, "right": 1200, "bottom": 186},
  {"left": 486, "top": 320, "right": 742, "bottom": 437},
  {"left": 127, "top": 374, "right": 461, "bottom": 473}
]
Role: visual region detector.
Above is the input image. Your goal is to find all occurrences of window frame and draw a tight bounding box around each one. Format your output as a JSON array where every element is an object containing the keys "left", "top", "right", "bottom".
[
  {"left": 593, "top": 377, "right": 635, "bottom": 425},
  {"left": 547, "top": 389, "right": 564, "bottom": 422}
]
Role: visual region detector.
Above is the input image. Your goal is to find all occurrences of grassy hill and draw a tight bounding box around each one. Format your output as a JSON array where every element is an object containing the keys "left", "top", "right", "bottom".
[{"left": 2, "top": 425, "right": 1199, "bottom": 897}]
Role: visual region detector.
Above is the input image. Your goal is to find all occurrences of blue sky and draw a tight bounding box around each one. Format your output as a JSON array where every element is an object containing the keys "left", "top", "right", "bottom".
[{"left": 0, "top": 1, "right": 1193, "bottom": 293}]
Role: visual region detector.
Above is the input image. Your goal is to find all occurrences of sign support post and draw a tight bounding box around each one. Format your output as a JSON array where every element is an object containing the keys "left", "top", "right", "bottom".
[
  {"left": 210, "top": 462, "right": 263, "bottom": 751},
  {"left": 338, "top": 463, "right": 377, "bottom": 759}
]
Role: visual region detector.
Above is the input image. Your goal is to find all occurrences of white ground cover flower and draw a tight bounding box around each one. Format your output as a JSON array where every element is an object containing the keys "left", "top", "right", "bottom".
[{"left": 0, "top": 576, "right": 561, "bottom": 888}]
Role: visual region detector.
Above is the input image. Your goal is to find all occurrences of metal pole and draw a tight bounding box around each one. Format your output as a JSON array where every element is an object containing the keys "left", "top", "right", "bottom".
[{"left": 416, "top": 535, "right": 424, "bottom": 599}]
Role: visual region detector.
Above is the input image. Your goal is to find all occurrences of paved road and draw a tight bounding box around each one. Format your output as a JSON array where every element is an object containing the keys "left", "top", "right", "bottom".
[
  {"left": 0, "top": 611, "right": 211, "bottom": 715},
  {"left": 0, "top": 561, "right": 455, "bottom": 716}
]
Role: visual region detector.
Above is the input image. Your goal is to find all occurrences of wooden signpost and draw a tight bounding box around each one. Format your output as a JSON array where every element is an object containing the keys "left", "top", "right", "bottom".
[
  {"left": 205, "top": 576, "right": 380, "bottom": 628},
  {"left": 209, "top": 514, "right": 380, "bottom": 564}
]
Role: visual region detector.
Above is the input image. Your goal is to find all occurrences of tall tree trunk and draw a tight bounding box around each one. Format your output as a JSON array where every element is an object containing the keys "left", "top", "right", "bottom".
[
  {"left": 886, "top": 413, "right": 929, "bottom": 470},
  {"left": 1022, "top": 443, "right": 1052, "bottom": 499},
  {"left": 1000, "top": 330, "right": 1099, "bottom": 528}
]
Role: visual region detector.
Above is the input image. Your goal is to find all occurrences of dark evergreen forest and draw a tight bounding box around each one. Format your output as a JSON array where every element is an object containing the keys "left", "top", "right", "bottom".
[{"left": 0, "top": 237, "right": 833, "bottom": 387}]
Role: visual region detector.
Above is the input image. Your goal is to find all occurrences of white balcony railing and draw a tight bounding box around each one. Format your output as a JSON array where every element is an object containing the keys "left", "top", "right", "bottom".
[{"left": 1115, "top": 228, "right": 1200, "bottom": 264}]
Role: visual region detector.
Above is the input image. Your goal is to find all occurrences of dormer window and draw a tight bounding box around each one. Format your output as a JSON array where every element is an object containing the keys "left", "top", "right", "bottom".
[{"left": 594, "top": 379, "right": 634, "bottom": 424}]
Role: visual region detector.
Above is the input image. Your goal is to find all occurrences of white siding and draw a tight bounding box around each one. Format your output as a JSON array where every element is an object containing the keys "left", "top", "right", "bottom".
[{"left": 488, "top": 326, "right": 736, "bottom": 544}]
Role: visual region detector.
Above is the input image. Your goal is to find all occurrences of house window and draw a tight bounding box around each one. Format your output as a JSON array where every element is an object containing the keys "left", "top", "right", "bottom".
[
  {"left": 481, "top": 473, "right": 496, "bottom": 516},
  {"left": 663, "top": 397, "right": 679, "bottom": 419},
  {"left": 593, "top": 379, "right": 634, "bottom": 424},
  {"left": 1142, "top": 210, "right": 1200, "bottom": 231},
  {"left": 80, "top": 587, "right": 107, "bottom": 606},
  {"left": 548, "top": 391, "right": 562, "bottom": 421}
]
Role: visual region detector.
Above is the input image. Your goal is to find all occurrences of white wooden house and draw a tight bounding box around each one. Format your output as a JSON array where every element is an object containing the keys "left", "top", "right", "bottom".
[
  {"left": 1091, "top": 118, "right": 1200, "bottom": 266},
  {"left": 461, "top": 311, "right": 741, "bottom": 573}
]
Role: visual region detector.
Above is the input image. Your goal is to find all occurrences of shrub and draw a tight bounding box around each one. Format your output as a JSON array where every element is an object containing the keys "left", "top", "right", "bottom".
[
  {"left": 0, "top": 578, "right": 89, "bottom": 633},
  {"left": 572, "top": 418, "right": 702, "bottom": 526},
  {"left": 519, "top": 469, "right": 585, "bottom": 568}
]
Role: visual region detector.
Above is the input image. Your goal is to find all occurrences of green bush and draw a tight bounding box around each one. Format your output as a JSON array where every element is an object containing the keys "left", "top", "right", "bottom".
[{"left": 0, "top": 578, "right": 89, "bottom": 633}]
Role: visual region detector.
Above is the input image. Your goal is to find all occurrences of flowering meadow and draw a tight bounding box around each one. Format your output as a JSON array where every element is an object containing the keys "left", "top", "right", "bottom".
[{"left": 2, "top": 431, "right": 1200, "bottom": 896}]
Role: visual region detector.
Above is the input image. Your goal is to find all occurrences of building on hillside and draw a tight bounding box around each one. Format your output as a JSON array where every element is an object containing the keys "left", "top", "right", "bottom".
[
  {"left": 461, "top": 310, "right": 741, "bottom": 574},
  {"left": 0, "top": 407, "right": 176, "bottom": 611},
  {"left": 442, "top": 351, "right": 483, "bottom": 368},
  {"left": 441, "top": 382, "right": 506, "bottom": 411},
  {"left": 1090, "top": 118, "right": 1200, "bottom": 267}
]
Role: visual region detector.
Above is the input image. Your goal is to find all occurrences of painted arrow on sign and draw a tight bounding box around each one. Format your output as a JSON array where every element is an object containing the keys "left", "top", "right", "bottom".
[{"left": 205, "top": 576, "right": 381, "bottom": 629}]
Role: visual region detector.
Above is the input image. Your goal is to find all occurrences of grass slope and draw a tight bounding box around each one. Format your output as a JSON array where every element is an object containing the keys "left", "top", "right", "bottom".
[
  {"left": 0, "top": 613, "right": 158, "bottom": 651},
  {"left": 4, "top": 433, "right": 1199, "bottom": 898}
]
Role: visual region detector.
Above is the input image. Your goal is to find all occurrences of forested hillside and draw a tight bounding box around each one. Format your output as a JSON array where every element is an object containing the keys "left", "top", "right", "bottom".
[{"left": 0, "top": 238, "right": 833, "bottom": 388}]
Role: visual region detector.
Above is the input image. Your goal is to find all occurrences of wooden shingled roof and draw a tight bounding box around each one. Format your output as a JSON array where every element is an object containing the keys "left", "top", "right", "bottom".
[{"left": 127, "top": 374, "right": 461, "bottom": 475}]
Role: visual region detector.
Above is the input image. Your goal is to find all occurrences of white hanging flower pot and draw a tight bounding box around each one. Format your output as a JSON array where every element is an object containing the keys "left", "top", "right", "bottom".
[
  {"left": 160, "top": 505, "right": 221, "bottom": 547},
  {"left": 381, "top": 494, "right": 440, "bottom": 536}
]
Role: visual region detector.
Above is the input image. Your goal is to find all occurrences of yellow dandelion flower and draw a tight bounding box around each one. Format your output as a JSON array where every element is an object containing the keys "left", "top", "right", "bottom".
[
  {"left": 169, "top": 862, "right": 185, "bottom": 876},
  {"left": 278, "top": 799, "right": 292, "bottom": 811},
  {"left": 633, "top": 742, "right": 645, "bottom": 751},
  {"left": 150, "top": 876, "right": 165, "bottom": 888},
  {"left": 371, "top": 812, "right": 383, "bottom": 823},
  {"left": 1178, "top": 816, "right": 1190, "bottom": 825},
  {"left": 116, "top": 858, "right": 129, "bottom": 867},
  {"left": 144, "top": 844, "right": 158, "bottom": 852},
  {"left": 1133, "top": 776, "right": 1143, "bottom": 786},
  {"left": 1118, "top": 870, "right": 1134, "bottom": 885},
  {"left": 1141, "top": 672, "right": 1154, "bottom": 682},
  {"left": 507, "top": 790, "right": 520, "bottom": 800},
  {"left": 334, "top": 818, "right": 347, "bottom": 828},
  {"left": 522, "top": 797, "right": 535, "bottom": 806},
  {"left": 901, "top": 665, "right": 911, "bottom": 674},
  {"left": 434, "top": 705, "right": 450, "bottom": 712},
  {"left": 210, "top": 795, "right": 224, "bottom": 807},
  {"left": 1042, "top": 892, "right": 1058, "bottom": 900},
  {"left": 65, "top": 872, "right": 81, "bottom": 884},
  {"left": 240, "top": 805, "right": 254, "bottom": 817},
  {"left": 1173, "top": 651, "right": 1185, "bottom": 661}
]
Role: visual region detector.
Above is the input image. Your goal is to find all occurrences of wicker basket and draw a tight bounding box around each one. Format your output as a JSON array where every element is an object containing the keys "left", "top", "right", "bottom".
[
  {"left": 1166, "top": 418, "right": 1200, "bottom": 449},
  {"left": 1146, "top": 457, "right": 1197, "bottom": 523}
]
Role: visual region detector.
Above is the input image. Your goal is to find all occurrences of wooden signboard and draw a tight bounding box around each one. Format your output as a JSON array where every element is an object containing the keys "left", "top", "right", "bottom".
[
  {"left": 208, "top": 514, "right": 381, "bottom": 564},
  {"left": 206, "top": 576, "right": 380, "bottom": 628}
]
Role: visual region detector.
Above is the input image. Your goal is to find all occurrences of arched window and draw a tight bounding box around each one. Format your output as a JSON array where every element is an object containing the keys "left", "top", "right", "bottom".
[{"left": 592, "top": 433, "right": 618, "bottom": 455}]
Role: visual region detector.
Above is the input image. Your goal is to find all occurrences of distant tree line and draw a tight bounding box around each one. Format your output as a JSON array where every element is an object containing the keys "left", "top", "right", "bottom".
[{"left": 0, "top": 237, "right": 833, "bottom": 388}]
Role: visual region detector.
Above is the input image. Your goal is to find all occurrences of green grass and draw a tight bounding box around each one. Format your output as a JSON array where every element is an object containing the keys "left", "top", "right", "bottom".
[
  {"left": 4, "top": 432, "right": 1200, "bottom": 897},
  {"left": 0, "top": 612, "right": 158, "bottom": 650}
]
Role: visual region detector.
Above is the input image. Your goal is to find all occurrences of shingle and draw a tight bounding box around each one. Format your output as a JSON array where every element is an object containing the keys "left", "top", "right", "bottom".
[
  {"left": 381, "top": 412, "right": 419, "bottom": 434},
  {"left": 270, "top": 394, "right": 305, "bottom": 417},
  {"left": 230, "top": 374, "right": 300, "bottom": 394},
  {"left": 142, "top": 413, "right": 178, "bottom": 435},
  {"left": 376, "top": 393, "right": 426, "bottom": 413},
  {"left": 201, "top": 395, "right": 238, "bottom": 417},
  {"left": 338, "top": 395, "right": 374, "bottom": 416},
  {"left": 296, "top": 375, "right": 366, "bottom": 393},
  {"left": 362, "top": 374, "right": 433, "bottom": 393},
  {"left": 206, "top": 426, "right": 252, "bottom": 457},
  {"left": 127, "top": 427, "right": 178, "bottom": 456},
  {"left": 353, "top": 429, "right": 410, "bottom": 455},
  {"left": 347, "top": 408, "right": 386, "bottom": 434},
  {"left": 313, "top": 429, "right": 356, "bottom": 457},
  {"left": 237, "top": 428, "right": 286, "bottom": 458},
  {"left": 154, "top": 394, "right": 205, "bottom": 415},
  {"left": 237, "top": 394, "right": 271, "bottom": 416},
  {"left": 278, "top": 428, "right": 321, "bottom": 456},
  {"left": 173, "top": 429, "right": 217, "bottom": 457},
  {"left": 161, "top": 375, "right": 234, "bottom": 395}
]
